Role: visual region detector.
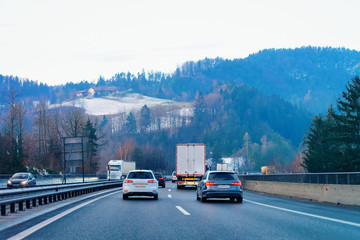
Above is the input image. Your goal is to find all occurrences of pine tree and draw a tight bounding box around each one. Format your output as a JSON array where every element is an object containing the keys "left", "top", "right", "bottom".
[
  {"left": 83, "top": 118, "right": 99, "bottom": 173},
  {"left": 302, "top": 115, "right": 327, "bottom": 172},
  {"left": 140, "top": 105, "right": 150, "bottom": 133},
  {"left": 333, "top": 76, "right": 360, "bottom": 171},
  {"left": 125, "top": 112, "right": 137, "bottom": 134},
  {"left": 132, "top": 146, "right": 143, "bottom": 168}
]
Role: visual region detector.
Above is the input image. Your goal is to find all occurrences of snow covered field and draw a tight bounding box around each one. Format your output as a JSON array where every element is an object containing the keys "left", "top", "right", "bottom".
[{"left": 51, "top": 93, "right": 180, "bottom": 116}]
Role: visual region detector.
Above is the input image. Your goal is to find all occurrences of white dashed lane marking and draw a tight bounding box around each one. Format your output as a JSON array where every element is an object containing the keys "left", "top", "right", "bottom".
[{"left": 176, "top": 206, "right": 190, "bottom": 215}]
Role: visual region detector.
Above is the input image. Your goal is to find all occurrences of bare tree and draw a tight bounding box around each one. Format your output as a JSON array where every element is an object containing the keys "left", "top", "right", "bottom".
[
  {"left": 62, "top": 107, "right": 86, "bottom": 137},
  {"left": 1, "top": 87, "right": 27, "bottom": 172}
]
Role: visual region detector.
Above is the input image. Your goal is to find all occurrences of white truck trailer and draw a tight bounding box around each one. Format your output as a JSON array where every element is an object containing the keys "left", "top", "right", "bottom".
[
  {"left": 176, "top": 143, "right": 206, "bottom": 189},
  {"left": 122, "top": 161, "right": 136, "bottom": 177},
  {"left": 216, "top": 163, "right": 228, "bottom": 171}
]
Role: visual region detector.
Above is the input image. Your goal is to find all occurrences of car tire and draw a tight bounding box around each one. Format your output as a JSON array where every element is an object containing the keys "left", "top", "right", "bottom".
[
  {"left": 201, "top": 196, "right": 207, "bottom": 202},
  {"left": 154, "top": 195, "right": 158, "bottom": 200},
  {"left": 162, "top": 185, "right": 165, "bottom": 188},
  {"left": 123, "top": 195, "right": 128, "bottom": 200},
  {"left": 177, "top": 185, "right": 181, "bottom": 189},
  {"left": 196, "top": 192, "right": 200, "bottom": 201},
  {"left": 237, "top": 197, "right": 243, "bottom": 203}
]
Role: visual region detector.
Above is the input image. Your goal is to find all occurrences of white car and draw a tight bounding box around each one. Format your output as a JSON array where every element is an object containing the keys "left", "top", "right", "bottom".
[{"left": 123, "top": 170, "right": 158, "bottom": 200}]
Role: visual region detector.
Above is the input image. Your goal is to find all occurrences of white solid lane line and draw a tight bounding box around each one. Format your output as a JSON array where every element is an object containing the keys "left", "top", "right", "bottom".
[
  {"left": 168, "top": 189, "right": 171, "bottom": 192},
  {"left": 168, "top": 194, "right": 172, "bottom": 198},
  {"left": 8, "top": 190, "right": 122, "bottom": 240},
  {"left": 176, "top": 206, "right": 190, "bottom": 215},
  {"left": 244, "top": 199, "right": 360, "bottom": 228}
]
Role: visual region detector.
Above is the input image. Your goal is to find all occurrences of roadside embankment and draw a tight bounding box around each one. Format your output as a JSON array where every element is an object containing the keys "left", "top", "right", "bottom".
[{"left": 243, "top": 180, "right": 360, "bottom": 206}]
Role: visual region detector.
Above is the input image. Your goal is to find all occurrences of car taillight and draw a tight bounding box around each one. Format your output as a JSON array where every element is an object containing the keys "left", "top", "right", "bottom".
[
  {"left": 160, "top": 178, "right": 163, "bottom": 180},
  {"left": 124, "top": 180, "right": 133, "bottom": 183},
  {"left": 178, "top": 182, "right": 183, "bottom": 185},
  {"left": 232, "top": 181, "right": 242, "bottom": 186},
  {"left": 205, "top": 181, "right": 216, "bottom": 186},
  {"left": 148, "top": 180, "right": 156, "bottom": 183}
]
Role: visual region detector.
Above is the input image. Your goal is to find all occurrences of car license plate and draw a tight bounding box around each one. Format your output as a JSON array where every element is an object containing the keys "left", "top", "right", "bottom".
[
  {"left": 186, "top": 182, "right": 197, "bottom": 185},
  {"left": 135, "top": 184, "right": 146, "bottom": 187},
  {"left": 218, "top": 185, "right": 230, "bottom": 189}
]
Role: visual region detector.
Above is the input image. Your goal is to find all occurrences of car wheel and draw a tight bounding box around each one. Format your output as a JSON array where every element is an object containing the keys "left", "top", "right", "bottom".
[
  {"left": 177, "top": 185, "right": 181, "bottom": 189},
  {"left": 237, "top": 197, "right": 243, "bottom": 203},
  {"left": 196, "top": 191, "right": 200, "bottom": 201},
  {"left": 162, "top": 185, "right": 166, "bottom": 188},
  {"left": 154, "top": 195, "right": 158, "bottom": 200},
  {"left": 123, "top": 195, "right": 128, "bottom": 200},
  {"left": 201, "top": 196, "right": 207, "bottom": 202}
]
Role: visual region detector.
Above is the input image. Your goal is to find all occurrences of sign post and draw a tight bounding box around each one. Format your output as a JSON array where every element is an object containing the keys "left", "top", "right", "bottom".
[{"left": 62, "top": 137, "right": 86, "bottom": 184}]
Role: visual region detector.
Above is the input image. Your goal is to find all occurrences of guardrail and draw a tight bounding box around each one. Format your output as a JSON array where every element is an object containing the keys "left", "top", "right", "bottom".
[
  {"left": 0, "top": 180, "right": 122, "bottom": 216},
  {"left": 238, "top": 172, "right": 360, "bottom": 185},
  {"left": 0, "top": 174, "right": 109, "bottom": 189}
]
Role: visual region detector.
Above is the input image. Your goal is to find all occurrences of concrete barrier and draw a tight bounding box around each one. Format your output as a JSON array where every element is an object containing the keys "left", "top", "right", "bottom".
[{"left": 244, "top": 180, "right": 360, "bottom": 206}]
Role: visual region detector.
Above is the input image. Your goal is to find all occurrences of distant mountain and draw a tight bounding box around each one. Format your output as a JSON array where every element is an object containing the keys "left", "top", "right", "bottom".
[{"left": 164, "top": 47, "right": 360, "bottom": 113}]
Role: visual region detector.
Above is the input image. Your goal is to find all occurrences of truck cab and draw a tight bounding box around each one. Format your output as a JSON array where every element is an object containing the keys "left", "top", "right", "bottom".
[{"left": 107, "top": 160, "right": 123, "bottom": 180}]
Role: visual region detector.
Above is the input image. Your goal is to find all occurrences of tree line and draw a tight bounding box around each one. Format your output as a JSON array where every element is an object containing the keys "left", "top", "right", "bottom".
[{"left": 303, "top": 76, "right": 360, "bottom": 172}]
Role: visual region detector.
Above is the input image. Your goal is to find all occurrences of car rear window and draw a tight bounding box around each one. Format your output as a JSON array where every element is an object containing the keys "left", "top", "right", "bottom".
[
  {"left": 208, "top": 173, "right": 237, "bottom": 180},
  {"left": 127, "top": 172, "right": 154, "bottom": 179},
  {"left": 154, "top": 174, "right": 162, "bottom": 179}
]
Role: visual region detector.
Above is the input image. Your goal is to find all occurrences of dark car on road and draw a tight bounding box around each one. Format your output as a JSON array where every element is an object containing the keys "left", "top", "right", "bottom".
[
  {"left": 197, "top": 171, "right": 243, "bottom": 203},
  {"left": 7, "top": 172, "right": 36, "bottom": 188},
  {"left": 154, "top": 172, "right": 166, "bottom": 188}
]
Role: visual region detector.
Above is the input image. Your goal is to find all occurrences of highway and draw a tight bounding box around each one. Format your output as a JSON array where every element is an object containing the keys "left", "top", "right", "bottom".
[{"left": 1, "top": 182, "right": 359, "bottom": 240}]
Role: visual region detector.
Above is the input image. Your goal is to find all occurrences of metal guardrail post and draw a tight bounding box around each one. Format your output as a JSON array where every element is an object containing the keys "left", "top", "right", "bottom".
[
  {"left": 336, "top": 174, "right": 338, "bottom": 184},
  {"left": 326, "top": 174, "right": 328, "bottom": 184}
]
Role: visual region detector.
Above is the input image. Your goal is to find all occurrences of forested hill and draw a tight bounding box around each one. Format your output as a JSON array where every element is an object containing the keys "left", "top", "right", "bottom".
[
  {"left": 165, "top": 47, "right": 360, "bottom": 113},
  {"left": 2, "top": 47, "right": 360, "bottom": 115}
]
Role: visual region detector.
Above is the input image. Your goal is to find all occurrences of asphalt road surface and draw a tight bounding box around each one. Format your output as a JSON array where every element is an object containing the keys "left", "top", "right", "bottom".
[{"left": 1, "top": 182, "right": 360, "bottom": 240}]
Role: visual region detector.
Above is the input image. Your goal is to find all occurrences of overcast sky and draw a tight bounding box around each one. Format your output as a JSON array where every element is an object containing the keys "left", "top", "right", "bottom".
[{"left": 1, "top": 0, "right": 359, "bottom": 85}]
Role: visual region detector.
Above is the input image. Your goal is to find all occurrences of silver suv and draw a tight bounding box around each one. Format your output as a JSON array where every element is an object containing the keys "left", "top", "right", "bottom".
[{"left": 123, "top": 170, "right": 159, "bottom": 200}]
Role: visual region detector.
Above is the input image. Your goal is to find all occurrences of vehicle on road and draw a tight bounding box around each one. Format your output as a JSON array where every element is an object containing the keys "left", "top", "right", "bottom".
[
  {"left": 7, "top": 172, "right": 36, "bottom": 188},
  {"left": 107, "top": 160, "right": 136, "bottom": 180},
  {"left": 171, "top": 171, "right": 177, "bottom": 183},
  {"left": 122, "top": 161, "right": 136, "bottom": 178},
  {"left": 123, "top": 170, "right": 158, "bottom": 200},
  {"left": 176, "top": 143, "right": 206, "bottom": 189},
  {"left": 107, "top": 160, "right": 123, "bottom": 180},
  {"left": 216, "top": 163, "right": 228, "bottom": 171},
  {"left": 154, "top": 172, "right": 166, "bottom": 188},
  {"left": 197, "top": 170, "right": 243, "bottom": 203}
]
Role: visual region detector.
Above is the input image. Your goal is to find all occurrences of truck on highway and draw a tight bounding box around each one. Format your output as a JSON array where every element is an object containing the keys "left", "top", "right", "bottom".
[
  {"left": 261, "top": 165, "right": 276, "bottom": 175},
  {"left": 216, "top": 163, "right": 228, "bottom": 171},
  {"left": 107, "top": 160, "right": 136, "bottom": 180},
  {"left": 176, "top": 143, "right": 206, "bottom": 189},
  {"left": 107, "top": 160, "right": 123, "bottom": 180}
]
